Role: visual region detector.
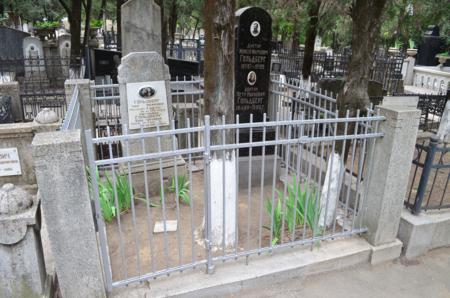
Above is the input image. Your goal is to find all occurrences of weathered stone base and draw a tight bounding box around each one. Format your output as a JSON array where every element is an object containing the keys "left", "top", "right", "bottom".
[
  {"left": 398, "top": 208, "right": 450, "bottom": 258},
  {"left": 369, "top": 239, "right": 403, "bottom": 265}
]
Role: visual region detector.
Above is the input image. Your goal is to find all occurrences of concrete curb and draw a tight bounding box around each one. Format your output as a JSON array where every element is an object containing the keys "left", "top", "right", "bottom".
[{"left": 111, "top": 236, "right": 400, "bottom": 298}]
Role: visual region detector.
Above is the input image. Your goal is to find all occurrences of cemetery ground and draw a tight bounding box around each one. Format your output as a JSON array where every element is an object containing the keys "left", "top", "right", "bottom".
[{"left": 234, "top": 245, "right": 450, "bottom": 298}]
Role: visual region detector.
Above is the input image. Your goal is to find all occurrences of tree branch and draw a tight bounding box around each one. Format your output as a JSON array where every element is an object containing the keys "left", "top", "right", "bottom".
[{"left": 57, "top": 0, "right": 71, "bottom": 14}]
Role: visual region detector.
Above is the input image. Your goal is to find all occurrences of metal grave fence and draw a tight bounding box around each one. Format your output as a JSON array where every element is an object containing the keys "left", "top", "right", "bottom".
[
  {"left": 0, "top": 56, "right": 84, "bottom": 120},
  {"left": 406, "top": 137, "right": 450, "bottom": 213},
  {"left": 85, "top": 106, "right": 385, "bottom": 290},
  {"left": 91, "top": 77, "right": 204, "bottom": 160}
]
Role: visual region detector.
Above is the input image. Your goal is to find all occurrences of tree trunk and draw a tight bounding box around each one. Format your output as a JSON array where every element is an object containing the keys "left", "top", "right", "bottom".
[
  {"left": 203, "top": 0, "right": 236, "bottom": 248},
  {"left": 98, "top": 0, "right": 107, "bottom": 19},
  {"left": 154, "top": 0, "right": 167, "bottom": 62},
  {"left": 291, "top": 19, "right": 300, "bottom": 54},
  {"left": 168, "top": 0, "right": 177, "bottom": 56},
  {"left": 82, "top": 0, "right": 93, "bottom": 50},
  {"left": 302, "top": 1, "right": 321, "bottom": 80},
  {"left": 69, "top": 0, "right": 82, "bottom": 59},
  {"left": 203, "top": 0, "right": 235, "bottom": 142},
  {"left": 336, "top": 0, "right": 387, "bottom": 157},
  {"left": 116, "top": 0, "right": 126, "bottom": 51}
]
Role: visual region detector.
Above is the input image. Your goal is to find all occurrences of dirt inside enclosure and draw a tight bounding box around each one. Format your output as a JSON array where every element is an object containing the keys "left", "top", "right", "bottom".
[
  {"left": 103, "top": 169, "right": 341, "bottom": 282},
  {"left": 406, "top": 139, "right": 450, "bottom": 209},
  {"left": 105, "top": 171, "right": 273, "bottom": 281}
]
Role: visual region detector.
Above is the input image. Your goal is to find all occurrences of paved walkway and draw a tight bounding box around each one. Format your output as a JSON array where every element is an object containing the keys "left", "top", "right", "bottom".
[{"left": 233, "top": 247, "right": 450, "bottom": 298}]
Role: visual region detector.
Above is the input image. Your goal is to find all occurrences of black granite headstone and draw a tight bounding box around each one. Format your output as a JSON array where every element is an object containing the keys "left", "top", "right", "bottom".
[
  {"left": 235, "top": 7, "right": 274, "bottom": 156},
  {"left": 0, "top": 96, "right": 14, "bottom": 124},
  {"left": 235, "top": 7, "right": 272, "bottom": 123}
]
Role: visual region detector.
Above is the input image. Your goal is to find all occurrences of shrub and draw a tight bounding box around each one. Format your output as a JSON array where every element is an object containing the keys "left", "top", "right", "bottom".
[{"left": 35, "top": 21, "right": 60, "bottom": 29}]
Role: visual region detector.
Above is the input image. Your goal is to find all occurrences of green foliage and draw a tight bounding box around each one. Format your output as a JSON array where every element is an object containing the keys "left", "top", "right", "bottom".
[
  {"left": 265, "top": 176, "right": 321, "bottom": 245},
  {"left": 35, "top": 20, "right": 60, "bottom": 29},
  {"left": 90, "top": 19, "right": 103, "bottom": 28},
  {"left": 87, "top": 167, "right": 132, "bottom": 222},
  {"left": 168, "top": 175, "right": 191, "bottom": 205}
]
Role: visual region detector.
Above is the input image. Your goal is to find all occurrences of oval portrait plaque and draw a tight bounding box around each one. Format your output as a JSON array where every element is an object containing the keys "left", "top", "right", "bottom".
[{"left": 139, "top": 86, "right": 156, "bottom": 98}]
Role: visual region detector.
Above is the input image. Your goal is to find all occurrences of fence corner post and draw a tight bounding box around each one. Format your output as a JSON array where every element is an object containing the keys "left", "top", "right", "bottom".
[
  {"left": 65, "top": 78, "right": 94, "bottom": 134},
  {"left": 363, "top": 103, "right": 421, "bottom": 249},
  {"left": 32, "top": 129, "right": 106, "bottom": 298}
]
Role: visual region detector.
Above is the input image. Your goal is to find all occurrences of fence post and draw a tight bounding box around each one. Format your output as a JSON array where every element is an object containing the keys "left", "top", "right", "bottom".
[
  {"left": 412, "top": 136, "right": 439, "bottom": 214},
  {"left": 64, "top": 79, "right": 94, "bottom": 134},
  {"left": 203, "top": 115, "right": 214, "bottom": 274},
  {"left": 363, "top": 104, "right": 420, "bottom": 247},
  {"left": 32, "top": 130, "right": 106, "bottom": 298}
]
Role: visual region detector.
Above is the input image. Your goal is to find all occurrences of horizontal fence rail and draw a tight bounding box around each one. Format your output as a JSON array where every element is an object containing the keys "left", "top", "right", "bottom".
[
  {"left": 85, "top": 109, "right": 385, "bottom": 290},
  {"left": 406, "top": 137, "right": 450, "bottom": 213}
]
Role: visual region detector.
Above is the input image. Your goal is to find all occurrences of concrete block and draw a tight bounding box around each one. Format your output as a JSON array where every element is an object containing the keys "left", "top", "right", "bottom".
[
  {"left": 363, "top": 105, "right": 421, "bottom": 246},
  {"left": 32, "top": 130, "right": 106, "bottom": 298},
  {"left": 398, "top": 209, "right": 450, "bottom": 258},
  {"left": 370, "top": 239, "right": 403, "bottom": 265}
]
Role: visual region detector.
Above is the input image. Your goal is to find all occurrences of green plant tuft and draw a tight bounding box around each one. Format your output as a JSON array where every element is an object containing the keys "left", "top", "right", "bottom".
[
  {"left": 168, "top": 175, "right": 191, "bottom": 205},
  {"left": 265, "top": 176, "right": 322, "bottom": 245}
]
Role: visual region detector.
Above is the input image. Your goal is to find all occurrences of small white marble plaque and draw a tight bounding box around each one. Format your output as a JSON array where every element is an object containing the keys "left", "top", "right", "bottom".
[
  {"left": 0, "top": 148, "right": 22, "bottom": 177},
  {"left": 153, "top": 220, "right": 178, "bottom": 233},
  {"left": 126, "top": 80, "right": 169, "bottom": 129}
]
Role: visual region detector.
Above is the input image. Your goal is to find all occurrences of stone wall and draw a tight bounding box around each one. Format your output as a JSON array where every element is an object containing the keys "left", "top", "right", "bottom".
[{"left": 0, "top": 120, "right": 59, "bottom": 186}]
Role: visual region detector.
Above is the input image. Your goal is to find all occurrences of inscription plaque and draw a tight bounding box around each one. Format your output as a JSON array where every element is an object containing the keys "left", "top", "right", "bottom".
[
  {"left": 0, "top": 148, "right": 21, "bottom": 177},
  {"left": 126, "top": 80, "right": 169, "bottom": 129}
]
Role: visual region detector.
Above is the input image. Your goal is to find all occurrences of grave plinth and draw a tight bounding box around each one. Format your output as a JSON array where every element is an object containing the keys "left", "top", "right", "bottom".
[
  {"left": 118, "top": 52, "right": 185, "bottom": 195},
  {"left": 0, "top": 184, "right": 45, "bottom": 298}
]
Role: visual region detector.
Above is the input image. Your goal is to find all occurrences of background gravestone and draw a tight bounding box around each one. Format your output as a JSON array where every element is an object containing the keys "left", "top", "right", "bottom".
[
  {"left": 121, "top": 0, "right": 162, "bottom": 56},
  {"left": 23, "top": 36, "right": 46, "bottom": 77},
  {"left": 234, "top": 7, "right": 274, "bottom": 156}
]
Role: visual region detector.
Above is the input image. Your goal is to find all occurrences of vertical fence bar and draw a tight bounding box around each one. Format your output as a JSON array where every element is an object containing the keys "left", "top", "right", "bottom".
[
  {"left": 203, "top": 116, "right": 214, "bottom": 273},
  {"left": 413, "top": 137, "right": 439, "bottom": 214}
]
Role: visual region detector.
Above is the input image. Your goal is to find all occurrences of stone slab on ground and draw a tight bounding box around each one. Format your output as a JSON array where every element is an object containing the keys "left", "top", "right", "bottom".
[{"left": 153, "top": 220, "right": 178, "bottom": 233}]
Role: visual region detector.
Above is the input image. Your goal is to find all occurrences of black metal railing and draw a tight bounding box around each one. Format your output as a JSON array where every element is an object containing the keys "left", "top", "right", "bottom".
[
  {"left": 167, "top": 39, "right": 204, "bottom": 61},
  {"left": 272, "top": 46, "right": 405, "bottom": 95},
  {"left": 0, "top": 56, "right": 84, "bottom": 121},
  {"left": 406, "top": 137, "right": 450, "bottom": 213}
]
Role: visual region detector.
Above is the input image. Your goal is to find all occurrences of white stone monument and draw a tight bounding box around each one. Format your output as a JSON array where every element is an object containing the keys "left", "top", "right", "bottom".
[
  {"left": 121, "top": 0, "right": 162, "bottom": 56},
  {"left": 118, "top": 52, "right": 184, "bottom": 194},
  {"left": 23, "top": 36, "right": 46, "bottom": 75}
]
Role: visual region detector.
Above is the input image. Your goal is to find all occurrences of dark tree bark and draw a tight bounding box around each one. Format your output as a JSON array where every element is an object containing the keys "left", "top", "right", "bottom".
[
  {"left": 203, "top": 0, "right": 235, "bottom": 144},
  {"left": 168, "top": 0, "right": 177, "bottom": 56},
  {"left": 116, "top": 0, "right": 126, "bottom": 51},
  {"left": 291, "top": 19, "right": 300, "bottom": 54},
  {"left": 336, "top": 0, "right": 388, "bottom": 157},
  {"left": 302, "top": 0, "right": 321, "bottom": 80},
  {"left": 58, "top": 0, "right": 82, "bottom": 58},
  {"left": 98, "top": 0, "right": 107, "bottom": 19},
  {"left": 154, "top": 0, "right": 167, "bottom": 61},
  {"left": 82, "top": 0, "right": 93, "bottom": 50},
  {"left": 338, "top": 0, "right": 387, "bottom": 113}
]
